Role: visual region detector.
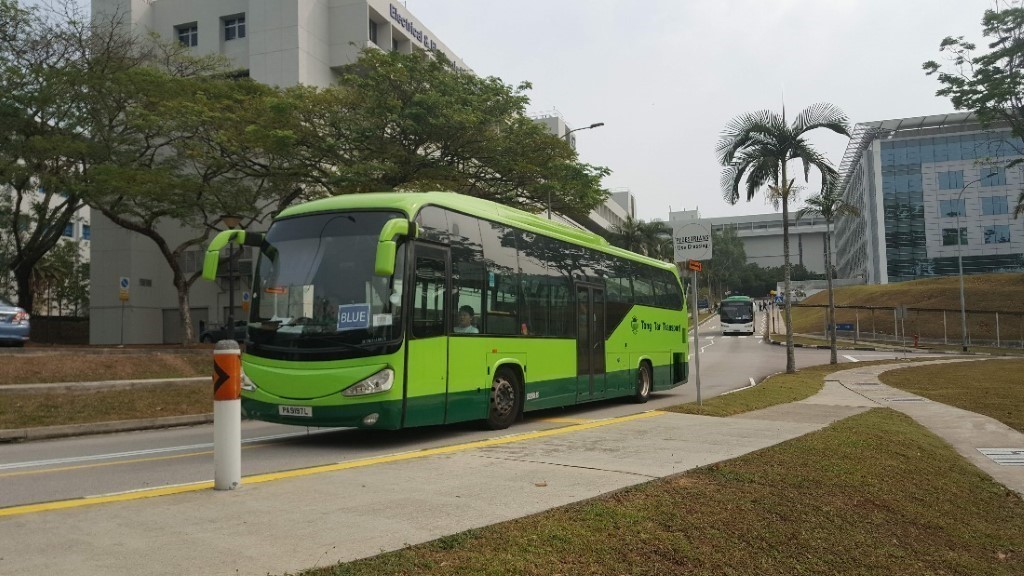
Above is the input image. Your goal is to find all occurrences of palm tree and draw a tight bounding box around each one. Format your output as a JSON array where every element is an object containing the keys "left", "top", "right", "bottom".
[
  {"left": 797, "top": 182, "right": 860, "bottom": 364},
  {"left": 1014, "top": 189, "right": 1024, "bottom": 219},
  {"left": 638, "top": 220, "right": 673, "bottom": 261},
  {"left": 610, "top": 216, "right": 645, "bottom": 254},
  {"left": 717, "top": 103, "right": 850, "bottom": 373}
]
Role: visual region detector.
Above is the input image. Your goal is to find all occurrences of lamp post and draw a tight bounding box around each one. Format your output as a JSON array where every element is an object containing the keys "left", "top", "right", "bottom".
[
  {"left": 954, "top": 172, "right": 995, "bottom": 352},
  {"left": 220, "top": 215, "right": 243, "bottom": 339},
  {"left": 549, "top": 122, "right": 605, "bottom": 219}
]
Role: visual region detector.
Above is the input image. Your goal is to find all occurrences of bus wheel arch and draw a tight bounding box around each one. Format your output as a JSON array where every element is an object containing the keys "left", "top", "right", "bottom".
[
  {"left": 634, "top": 359, "right": 653, "bottom": 403},
  {"left": 486, "top": 364, "right": 522, "bottom": 430}
]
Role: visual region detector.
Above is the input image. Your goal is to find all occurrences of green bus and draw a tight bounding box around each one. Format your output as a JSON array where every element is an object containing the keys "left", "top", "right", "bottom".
[{"left": 202, "top": 192, "right": 688, "bottom": 430}]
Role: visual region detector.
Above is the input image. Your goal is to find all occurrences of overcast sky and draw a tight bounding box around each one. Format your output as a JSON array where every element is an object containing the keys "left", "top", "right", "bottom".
[{"left": 406, "top": 0, "right": 995, "bottom": 221}]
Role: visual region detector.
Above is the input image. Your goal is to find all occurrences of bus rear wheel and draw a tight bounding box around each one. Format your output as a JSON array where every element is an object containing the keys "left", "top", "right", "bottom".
[
  {"left": 486, "top": 367, "right": 520, "bottom": 430},
  {"left": 634, "top": 362, "right": 652, "bottom": 404}
]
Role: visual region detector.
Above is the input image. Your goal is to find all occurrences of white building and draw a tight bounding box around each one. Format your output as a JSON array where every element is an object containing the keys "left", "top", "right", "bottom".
[
  {"left": 835, "top": 113, "right": 1024, "bottom": 284},
  {"left": 89, "top": 0, "right": 468, "bottom": 344},
  {"left": 531, "top": 109, "right": 636, "bottom": 234},
  {"left": 669, "top": 210, "right": 829, "bottom": 275}
]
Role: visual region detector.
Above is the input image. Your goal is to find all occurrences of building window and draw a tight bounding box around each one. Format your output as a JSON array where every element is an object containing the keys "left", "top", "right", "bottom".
[
  {"left": 176, "top": 24, "right": 198, "bottom": 47},
  {"left": 983, "top": 225, "right": 1011, "bottom": 244},
  {"left": 139, "top": 278, "right": 153, "bottom": 287},
  {"left": 939, "top": 199, "right": 965, "bottom": 218},
  {"left": 224, "top": 15, "right": 245, "bottom": 40},
  {"left": 392, "top": 38, "right": 400, "bottom": 52},
  {"left": 937, "top": 170, "right": 964, "bottom": 190},
  {"left": 81, "top": 224, "right": 91, "bottom": 241},
  {"left": 62, "top": 223, "right": 74, "bottom": 237},
  {"left": 942, "top": 227, "right": 968, "bottom": 246},
  {"left": 981, "top": 195, "right": 1009, "bottom": 216},
  {"left": 368, "top": 19, "right": 378, "bottom": 44},
  {"left": 980, "top": 166, "right": 1006, "bottom": 186}
]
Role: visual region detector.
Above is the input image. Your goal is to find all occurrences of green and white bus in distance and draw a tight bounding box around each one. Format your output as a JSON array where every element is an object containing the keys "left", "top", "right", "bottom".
[
  {"left": 202, "top": 192, "right": 688, "bottom": 430},
  {"left": 719, "top": 295, "right": 755, "bottom": 335}
]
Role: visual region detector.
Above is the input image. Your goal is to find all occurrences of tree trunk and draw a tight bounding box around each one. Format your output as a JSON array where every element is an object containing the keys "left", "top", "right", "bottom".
[
  {"left": 782, "top": 168, "right": 795, "bottom": 373},
  {"left": 825, "top": 222, "right": 837, "bottom": 364},
  {"left": 175, "top": 278, "right": 195, "bottom": 346},
  {"left": 13, "top": 265, "right": 33, "bottom": 314}
]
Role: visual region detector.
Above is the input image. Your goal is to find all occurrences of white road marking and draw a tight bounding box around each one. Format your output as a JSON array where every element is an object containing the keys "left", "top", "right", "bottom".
[
  {"left": 0, "top": 429, "right": 337, "bottom": 471},
  {"left": 843, "top": 355, "right": 860, "bottom": 362}
]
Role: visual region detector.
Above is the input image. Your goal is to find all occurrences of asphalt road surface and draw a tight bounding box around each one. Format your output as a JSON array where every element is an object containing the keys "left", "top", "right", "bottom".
[{"left": 0, "top": 310, "right": 913, "bottom": 509}]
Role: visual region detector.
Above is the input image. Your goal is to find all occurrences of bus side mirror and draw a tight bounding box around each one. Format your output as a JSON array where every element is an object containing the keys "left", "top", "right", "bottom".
[
  {"left": 202, "top": 229, "right": 248, "bottom": 281},
  {"left": 375, "top": 218, "right": 412, "bottom": 276}
]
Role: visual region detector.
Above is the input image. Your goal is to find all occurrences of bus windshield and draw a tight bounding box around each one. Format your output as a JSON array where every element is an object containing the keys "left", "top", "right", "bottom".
[
  {"left": 247, "top": 211, "right": 405, "bottom": 360},
  {"left": 719, "top": 300, "right": 753, "bottom": 323}
]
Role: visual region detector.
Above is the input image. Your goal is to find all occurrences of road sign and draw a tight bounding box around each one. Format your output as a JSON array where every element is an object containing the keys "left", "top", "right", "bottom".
[
  {"left": 774, "top": 295, "right": 784, "bottom": 304},
  {"left": 241, "top": 291, "right": 251, "bottom": 312},
  {"left": 119, "top": 276, "right": 130, "bottom": 302},
  {"left": 672, "top": 221, "right": 713, "bottom": 263},
  {"left": 687, "top": 260, "right": 702, "bottom": 272}
]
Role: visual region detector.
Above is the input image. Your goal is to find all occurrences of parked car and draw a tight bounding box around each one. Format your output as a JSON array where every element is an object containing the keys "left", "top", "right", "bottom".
[
  {"left": 0, "top": 297, "right": 30, "bottom": 347},
  {"left": 199, "top": 320, "right": 248, "bottom": 343}
]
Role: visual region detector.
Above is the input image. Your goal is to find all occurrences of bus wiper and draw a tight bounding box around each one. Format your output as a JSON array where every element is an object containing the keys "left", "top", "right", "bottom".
[{"left": 295, "top": 334, "right": 373, "bottom": 352}]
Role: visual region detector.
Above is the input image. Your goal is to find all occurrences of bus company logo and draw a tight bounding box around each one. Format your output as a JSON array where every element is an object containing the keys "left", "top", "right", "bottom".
[{"left": 631, "top": 316, "right": 639, "bottom": 334}]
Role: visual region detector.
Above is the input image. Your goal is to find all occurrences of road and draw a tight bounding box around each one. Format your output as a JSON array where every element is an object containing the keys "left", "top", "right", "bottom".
[{"left": 0, "top": 310, "right": 908, "bottom": 509}]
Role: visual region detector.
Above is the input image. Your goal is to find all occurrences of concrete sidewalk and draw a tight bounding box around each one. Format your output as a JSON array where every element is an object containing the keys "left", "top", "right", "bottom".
[{"left": 0, "top": 359, "right": 1021, "bottom": 575}]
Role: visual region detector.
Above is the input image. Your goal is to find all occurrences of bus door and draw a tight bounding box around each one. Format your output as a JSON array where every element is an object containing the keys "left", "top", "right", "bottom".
[
  {"left": 404, "top": 243, "right": 450, "bottom": 427},
  {"left": 575, "top": 284, "right": 606, "bottom": 401}
]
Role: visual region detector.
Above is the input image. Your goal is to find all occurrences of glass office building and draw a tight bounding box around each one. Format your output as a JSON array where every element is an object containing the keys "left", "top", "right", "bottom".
[{"left": 835, "top": 113, "right": 1024, "bottom": 283}]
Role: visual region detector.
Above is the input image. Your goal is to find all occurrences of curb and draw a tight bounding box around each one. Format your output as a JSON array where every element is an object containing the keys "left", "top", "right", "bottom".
[
  {"left": 0, "top": 413, "right": 214, "bottom": 443},
  {"left": 0, "top": 377, "right": 208, "bottom": 395},
  {"left": 765, "top": 339, "right": 879, "bottom": 352}
]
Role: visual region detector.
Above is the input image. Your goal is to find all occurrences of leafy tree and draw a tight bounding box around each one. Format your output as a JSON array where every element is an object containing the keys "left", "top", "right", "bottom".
[
  {"left": 798, "top": 182, "right": 860, "bottom": 364},
  {"left": 923, "top": 2, "right": 1024, "bottom": 218},
  {"left": 32, "top": 238, "right": 88, "bottom": 317},
  {"left": 84, "top": 59, "right": 302, "bottom": 344},
  {"left": 0, "top": 0, "right": 93, "bottom": 313},
  {"left": 332, "top": 49, "right": 610, "bottom": 221},
  {"left": 700, "top": 227, "right": 747, "bottom": 301},
  {"left": 717, "top": 103, "right": 850, "bottom": 373}
]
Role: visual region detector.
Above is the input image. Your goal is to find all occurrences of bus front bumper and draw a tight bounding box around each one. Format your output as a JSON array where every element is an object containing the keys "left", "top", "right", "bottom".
[{"left": 241, "top": 394, "right": 404, "bottom": 429}]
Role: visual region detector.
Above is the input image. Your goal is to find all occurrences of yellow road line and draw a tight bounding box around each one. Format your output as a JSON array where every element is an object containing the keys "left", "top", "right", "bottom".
[
  {"left": 0, "top": 410, "right": 666, "bottom": 518},
  {"left": 538, "top": 417, "right": 594, "bottom": 424}
]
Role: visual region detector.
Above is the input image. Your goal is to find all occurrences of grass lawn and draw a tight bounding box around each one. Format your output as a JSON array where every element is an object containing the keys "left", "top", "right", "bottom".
[
  {"left": 304, "top": 412, "right": 1023, "bottom": 576},
  {"left": 0, "top": 352, "right": 211, "bottom": 385},
  {"left": 0, "top": 382, "right": 210, "bottom": 429},
  {"left": 0, "top": 351, "right": 214, "bottom": 429},
  {"left": 880, "top": 359, "right": 1024, "bottom": 433},
  {"left": 301, "top": 359, "right": 1024, "bottom": 575}
]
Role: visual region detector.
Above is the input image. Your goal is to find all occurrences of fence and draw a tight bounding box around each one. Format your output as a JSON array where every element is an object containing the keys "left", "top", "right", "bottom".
[
  {"left": 788, "top": 304, "right": 1024, "bottom": 350},
  {"left": 29, "top": 316, "right": 90, "bottom": 345}
]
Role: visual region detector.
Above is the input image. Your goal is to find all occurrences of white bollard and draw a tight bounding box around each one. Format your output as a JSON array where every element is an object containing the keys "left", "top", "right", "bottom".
[{"left": 213, "top": 340, "right": 242, "bottom": 490}]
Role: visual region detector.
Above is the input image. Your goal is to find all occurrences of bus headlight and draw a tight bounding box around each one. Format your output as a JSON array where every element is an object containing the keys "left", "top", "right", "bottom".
[
  {"left": 342, "top": 368, "right": 394, "bottom": 397},
  {"left": 241, "top": 369, "right": 257, "bottom": 392}
]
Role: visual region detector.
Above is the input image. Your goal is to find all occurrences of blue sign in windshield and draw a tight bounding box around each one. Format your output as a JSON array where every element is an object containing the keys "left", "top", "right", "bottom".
[{"left": 337, "top": 304, "right": 371, "bottom": 332}]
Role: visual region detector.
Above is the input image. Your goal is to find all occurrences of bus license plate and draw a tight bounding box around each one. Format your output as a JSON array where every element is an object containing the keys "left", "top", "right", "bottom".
[{"left": 278, "top": 405, "right": 312, "bottom": 418}]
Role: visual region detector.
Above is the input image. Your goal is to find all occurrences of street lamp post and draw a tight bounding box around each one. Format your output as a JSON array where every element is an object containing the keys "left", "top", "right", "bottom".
[
  {"left": 549, "top": 122, "right": 605, "bottom": 219},
  {"left": 220, "top": 215, "right": 243, "bottom": 339},
  {"left": 954, "top": 172, "right": 995, "bottom": 352}
]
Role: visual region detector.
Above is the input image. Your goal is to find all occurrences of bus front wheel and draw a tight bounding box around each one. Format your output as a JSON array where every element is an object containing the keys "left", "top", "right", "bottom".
[
  {"left": 486, "top": 367, "right": 520, "bottom": 430},
  {"left": 633, "top": 361, "right": 652, "bottom": 404}
]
